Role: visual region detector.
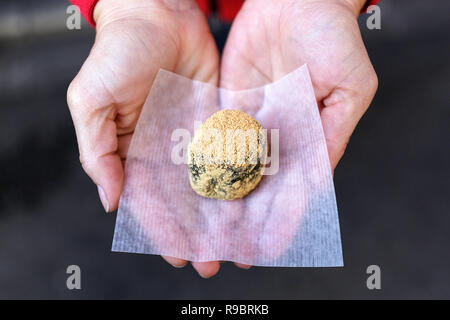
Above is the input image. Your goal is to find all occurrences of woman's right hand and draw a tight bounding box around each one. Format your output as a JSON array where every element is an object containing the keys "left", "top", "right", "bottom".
[{"left": 67, "top": 0, "right": 220, "bottom": 277}]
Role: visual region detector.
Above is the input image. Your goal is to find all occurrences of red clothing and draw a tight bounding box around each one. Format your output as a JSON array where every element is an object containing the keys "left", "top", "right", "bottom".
[
  {"left": 69, "top": 0, "right": 98, "bottom": 27},
  {"left": 69, "top": 0, "right": 380, "bottom": 28}
]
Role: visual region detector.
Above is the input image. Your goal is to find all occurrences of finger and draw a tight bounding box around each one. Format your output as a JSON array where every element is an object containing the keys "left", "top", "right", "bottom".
[
  {"left": 117, "top": 133, "right": 133, "bottom": 161},
  {"left": 162, "top": 256, "right": 188, "bottom": 268},
  {"left": 234, "top": 263, "right": 252, "bottom": 269},
  {"left": 321, "top": 65, "right": 378, "bottom": 170},
  {"left": 191, "top": 261, "right": 220, "bottom": 278},
  {"left": 67, "top": 63, "right": 123, "bottom": 212}
]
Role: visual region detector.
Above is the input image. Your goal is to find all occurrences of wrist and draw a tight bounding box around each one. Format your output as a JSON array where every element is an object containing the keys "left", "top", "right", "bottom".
[
  {"left": 93, "top": 0, "right": 163, "bottom": 27},
  {"left": 93, "top": 0, "right": 201, "bottom": 26},
  {"left": 340, "top": 0, "right": 367, "bottom": 16},
  {"left": 280, "top": 0, "right": 369, "bottom": 18},
  {"left": 93, "top": 0, "right": 132, "bottom": 26},
  {"left": 93, "top": 0, "right": 102, "bottom": 24}
]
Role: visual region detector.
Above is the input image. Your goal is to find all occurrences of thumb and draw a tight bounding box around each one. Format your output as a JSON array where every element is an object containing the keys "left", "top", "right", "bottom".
[
  {"left": 321, "top": 65, "right": 378, "bottom": 171},
  {"left": 67, "top": 54, "right": 123, "bottom": 212}
]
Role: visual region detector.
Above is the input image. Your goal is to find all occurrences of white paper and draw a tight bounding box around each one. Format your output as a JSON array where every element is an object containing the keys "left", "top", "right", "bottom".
[{"left": 112, "top": 65, "right": 343, "bottom": 267}]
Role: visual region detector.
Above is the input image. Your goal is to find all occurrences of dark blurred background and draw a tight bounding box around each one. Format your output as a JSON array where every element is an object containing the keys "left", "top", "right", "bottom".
[{"left": 0, "top": 0, "right": 449, "bottom": 299}]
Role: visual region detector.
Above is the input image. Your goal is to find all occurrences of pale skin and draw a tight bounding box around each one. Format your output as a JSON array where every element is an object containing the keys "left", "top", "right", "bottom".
[{"left": 67, "top": 0, "right": 377, "bottom": 278}]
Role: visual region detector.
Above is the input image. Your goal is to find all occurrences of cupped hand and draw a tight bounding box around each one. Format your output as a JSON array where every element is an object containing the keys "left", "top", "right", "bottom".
[
  {"left": 67, "top": 0, "right": 219, "bottom": 277},
  {"left": 221, "top": 0, "right": 378, "bottom": 170}
]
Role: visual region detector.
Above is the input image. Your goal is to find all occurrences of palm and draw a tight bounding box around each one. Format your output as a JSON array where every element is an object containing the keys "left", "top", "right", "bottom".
[
  {"left": 221, "top": 0, "right": 377, "bottom": 169},
  {"left": 69, "top": 0, "right": 219, "bottom": 210}
]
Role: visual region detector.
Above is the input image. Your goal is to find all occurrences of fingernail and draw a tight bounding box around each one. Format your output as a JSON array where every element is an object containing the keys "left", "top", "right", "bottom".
[{"left": 97, "top": 185, "right": 110, "bottom": 212}]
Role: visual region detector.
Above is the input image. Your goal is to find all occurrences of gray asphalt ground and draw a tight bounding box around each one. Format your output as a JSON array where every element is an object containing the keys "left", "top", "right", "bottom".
[{"left": 0, "top": 0, "right": 449, "bottom": 299}]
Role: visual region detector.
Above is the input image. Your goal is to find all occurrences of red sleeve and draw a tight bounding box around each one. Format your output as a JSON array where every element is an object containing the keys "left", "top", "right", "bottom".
[
  {"left": 69, "top": 0, "right": 98, "bottom": 28},
  {"left": 217, "top": 0, "right": 244, "bottom": 22},
  {"left": 196, "top": 0, "right": 211, "bottom": 16},
  {"left": 362, "top": 0, "right": 380, "bottom": 14},
  {"left": 214, "top": 0, "right": 379, "bottom": 21}
]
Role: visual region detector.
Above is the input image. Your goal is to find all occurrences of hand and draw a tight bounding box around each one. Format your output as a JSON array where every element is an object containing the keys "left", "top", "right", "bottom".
[
  {"left": 221, "top": 0, "right": 378, "bottom": 170},
  {"left": 67, "top": 0, "right": 220, "bottom": 277}
]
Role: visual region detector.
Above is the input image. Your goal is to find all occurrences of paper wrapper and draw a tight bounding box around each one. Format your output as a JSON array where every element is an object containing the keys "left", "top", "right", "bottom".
[{"left": 112, "top": 65, "right": 343, "bottom": 267}]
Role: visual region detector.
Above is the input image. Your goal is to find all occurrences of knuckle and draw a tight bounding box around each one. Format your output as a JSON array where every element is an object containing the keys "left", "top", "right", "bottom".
[
  {"left": 79, "top": 153, "right": 94, "bottom": 176},
  {"left": 79, "top": 153, "right": 87, "bottom": 169},
  {"left": 360, "top": 67, "right": 379, "bottom": 112},
  {"left": 368, "top": 68, "right": 379, "bottom": 96},
  {"left": 67, "top": 79, "right": 84, "bottom": 111}
]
